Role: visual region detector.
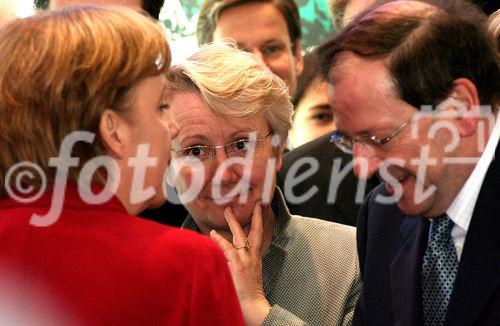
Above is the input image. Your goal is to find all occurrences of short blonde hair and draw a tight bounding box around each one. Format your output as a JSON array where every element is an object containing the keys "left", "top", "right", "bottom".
[
  {"left": 0, "top": 5, "right": 170, "bottom": 197},
  {"left": 165, "top": 41, "right": 293, "bottom": 146}
]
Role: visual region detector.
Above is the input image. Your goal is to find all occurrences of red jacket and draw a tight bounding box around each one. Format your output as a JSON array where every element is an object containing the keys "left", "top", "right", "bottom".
[{"left": 0, "top": 185, "right": 243, "bottom": 325}]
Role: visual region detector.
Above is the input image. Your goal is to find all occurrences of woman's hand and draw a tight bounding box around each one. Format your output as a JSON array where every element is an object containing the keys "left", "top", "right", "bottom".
[{"left": 210, "top": 202, "right": 271, "bottom": 326}]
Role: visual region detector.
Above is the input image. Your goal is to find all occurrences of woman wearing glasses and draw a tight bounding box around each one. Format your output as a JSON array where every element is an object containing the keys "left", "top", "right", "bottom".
[{"left": 166, "top": 42, "right": 361, "bottom": 326}]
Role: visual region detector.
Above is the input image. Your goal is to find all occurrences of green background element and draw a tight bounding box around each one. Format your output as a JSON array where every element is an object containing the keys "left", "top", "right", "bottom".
[{"left": 163, "top": 0, "right": 333, "bottom": 50}]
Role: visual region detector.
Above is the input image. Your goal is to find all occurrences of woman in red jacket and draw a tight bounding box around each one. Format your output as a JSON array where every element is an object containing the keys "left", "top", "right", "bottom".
[{"left": 0, "top": 5, "right": 243, "bottom": 325}]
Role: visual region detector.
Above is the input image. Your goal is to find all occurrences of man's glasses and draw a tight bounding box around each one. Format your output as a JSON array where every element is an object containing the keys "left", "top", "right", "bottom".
[
  {"left": 171, "top": 132, "right": 273, "bottom": 165},
  {"left": 330, "top": 118, "right": 411, "bottom": 154}
]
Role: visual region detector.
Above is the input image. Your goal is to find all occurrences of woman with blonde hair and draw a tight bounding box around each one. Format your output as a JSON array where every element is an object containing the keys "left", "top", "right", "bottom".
[
  {"left": 167, "top": 41, "right": 361, "bottom": 326},
  {"left": 0, "top": 6, "right": 243, "bottom": 325}
]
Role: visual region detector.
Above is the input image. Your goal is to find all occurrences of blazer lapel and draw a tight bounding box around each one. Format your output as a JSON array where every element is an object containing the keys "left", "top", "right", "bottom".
[
  {"left": 390, "top": 216, "right": 430, "bottom": 326},
  {"left": 446, "top": 144, "right": 500, "bottom": 325}
]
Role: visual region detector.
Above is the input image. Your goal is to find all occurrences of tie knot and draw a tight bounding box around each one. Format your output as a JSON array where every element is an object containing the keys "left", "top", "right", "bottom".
[{"left": 429, "top": 214, "right": 454, "bottom": 243}]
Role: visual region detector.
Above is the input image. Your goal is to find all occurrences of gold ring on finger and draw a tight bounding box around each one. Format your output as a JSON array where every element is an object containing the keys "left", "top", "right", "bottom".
[{"left": 234, "top": 238, "right": 251, "bottom": 252}]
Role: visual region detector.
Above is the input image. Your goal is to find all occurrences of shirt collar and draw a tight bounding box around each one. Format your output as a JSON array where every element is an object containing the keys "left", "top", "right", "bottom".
[{"left": 447, "top": 112, "right": 500, "bottom": 231}]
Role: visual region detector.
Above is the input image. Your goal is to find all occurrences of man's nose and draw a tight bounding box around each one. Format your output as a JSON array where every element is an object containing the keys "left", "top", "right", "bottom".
[
  {"left": 251, "top": 49, "right": 265, "bottom": 64},
  {"left": 352, "top": 143, "right": 381, "bottom": 179}
]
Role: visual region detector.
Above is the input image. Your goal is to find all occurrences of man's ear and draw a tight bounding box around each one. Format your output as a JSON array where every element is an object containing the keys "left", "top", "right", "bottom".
[
  {"left": 449, "top": 78, "right": 481, "bottom": 137},
  {"left": 99, "top": 109, "right": 130, "bottom": 159},
  {"left": 293, "top": 40, "right": 304, "bottom": 77}
]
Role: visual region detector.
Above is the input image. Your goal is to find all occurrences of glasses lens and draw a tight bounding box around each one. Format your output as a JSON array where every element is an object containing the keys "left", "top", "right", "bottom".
[
  {"left": 173, "top": 146, "right": 212, "bottom": 162},
  {"left": 330, "top": 131, "right": 353, "bottom": 154},
  {"left": 226, "top": 139, "right": 256, "bottom": 159}
]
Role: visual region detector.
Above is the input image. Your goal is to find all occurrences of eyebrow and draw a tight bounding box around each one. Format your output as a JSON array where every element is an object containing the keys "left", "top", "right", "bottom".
[
  {"left": 179, "top": 128, "right": 259, "bottom": 144},
  {"left": 309, "top": 104, "right": 331, "bottom": 110}
]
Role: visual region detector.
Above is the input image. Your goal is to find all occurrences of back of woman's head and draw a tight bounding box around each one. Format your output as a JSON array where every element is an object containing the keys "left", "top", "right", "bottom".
[{"left": 0, "top": 5, "right": 170, "bottom": 196}]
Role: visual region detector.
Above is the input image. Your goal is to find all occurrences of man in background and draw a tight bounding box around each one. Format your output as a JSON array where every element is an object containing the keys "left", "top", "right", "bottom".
[{"left": 197, "top": 0, "right": 303, "bottom": 95}]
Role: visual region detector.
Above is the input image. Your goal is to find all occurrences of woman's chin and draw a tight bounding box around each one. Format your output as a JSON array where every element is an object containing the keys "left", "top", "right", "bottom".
[{"left": 206, "top": 205, "right": 253, "bottom": 231}]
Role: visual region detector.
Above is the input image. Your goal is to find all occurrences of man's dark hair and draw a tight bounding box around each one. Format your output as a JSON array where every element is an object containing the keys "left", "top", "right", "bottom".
[
  {"left": 34, "top": 0, "right": 165, "bottom": 20},
  {"left": 196, "top": 0, "right": 301, "bottom": 52},
  {"left": 318, "top": 0, "right": 499, "bottom": 111}
]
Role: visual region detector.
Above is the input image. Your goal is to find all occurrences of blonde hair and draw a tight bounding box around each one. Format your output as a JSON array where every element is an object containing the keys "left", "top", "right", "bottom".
[
  {"left": 0, "top": 5, "right": 170, "bottom": 197},
  {"left": 165, "top": 41, "right": 293, "bottom": 146}
]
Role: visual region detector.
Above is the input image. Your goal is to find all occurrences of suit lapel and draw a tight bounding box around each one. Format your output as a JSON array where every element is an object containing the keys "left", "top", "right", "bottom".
[
  {"left": 446, "top": 144, "right": 500, "bottom": 325},
  {"left": 390, "top": 216, "right": 430, "bottom": 326}
]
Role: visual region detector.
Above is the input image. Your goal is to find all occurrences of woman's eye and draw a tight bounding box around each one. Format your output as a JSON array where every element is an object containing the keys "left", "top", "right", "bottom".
[
  {"left": 185, "top": 146, "right": 203, "bottom": 156},
  {"left": 234, "top": 140, "right": 249, "bottom": 150},
  {"left": 158, "top": 104, "right": 169, "bottom": 111}
]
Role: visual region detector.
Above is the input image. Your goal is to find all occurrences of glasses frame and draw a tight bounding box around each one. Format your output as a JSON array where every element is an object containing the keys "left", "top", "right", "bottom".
[
  {"left": 171, "top": 131, "right": 273, "bottom": 161},
  {"left": 330, "top": 118, "right": 411, "bottom": 154}
]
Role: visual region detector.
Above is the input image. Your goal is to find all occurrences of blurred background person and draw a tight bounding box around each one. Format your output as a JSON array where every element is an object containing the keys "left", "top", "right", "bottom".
[
  {"left": 0, "top": 6, "right": 243, "bottom": 325},
  {"left": 197, "top": 0, "right": 303, "bottom": 96},
  {"left": 166, "top": 42, "right": 361, "bottom": 326},
  {"left": 288, "top": 51, "right": 336, "bottom": 149}
]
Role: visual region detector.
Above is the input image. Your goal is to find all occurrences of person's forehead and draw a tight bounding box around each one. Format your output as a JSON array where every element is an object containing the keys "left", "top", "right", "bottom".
[
  {"left": 328, "top": 52, "right": 400, "bottom": 124},
  {"left": 170, "top": 90, "right": 267, "bottom": 135},
  {"left": 214, "top": 2, "right": 290, "bottom": 44},
  {"left": 50, "top": 0, "right": 142, "bottom": 9}
]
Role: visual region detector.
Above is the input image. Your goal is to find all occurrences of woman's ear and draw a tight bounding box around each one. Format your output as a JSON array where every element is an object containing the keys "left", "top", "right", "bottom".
[
  {"left": 449, "top": 78, "right": 481, "bottom": 137},
  {"left": 272, "top": 135, "right": 285, "bottom": 173},
  {"left": 99, "top": 109, "right": 129, "bottom": 159}
]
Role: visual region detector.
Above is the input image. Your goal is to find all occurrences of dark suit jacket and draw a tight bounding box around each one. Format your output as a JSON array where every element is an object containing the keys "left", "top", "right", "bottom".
[
  {"left": 354, "top": 144, "right": 500, "bottom": 325},
  {"left": 277, "top": 133, "right": 379, "bottom": 226}
]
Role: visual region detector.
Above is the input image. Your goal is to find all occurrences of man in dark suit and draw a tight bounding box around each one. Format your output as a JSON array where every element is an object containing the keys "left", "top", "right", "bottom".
[{"left": 318, "top": 0, "right": 500, "bottom": 324}]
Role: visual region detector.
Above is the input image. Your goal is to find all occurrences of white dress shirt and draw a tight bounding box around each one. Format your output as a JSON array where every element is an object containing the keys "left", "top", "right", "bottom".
[{"left": 447, "top": 113, "right": 500, "bottom": 260}]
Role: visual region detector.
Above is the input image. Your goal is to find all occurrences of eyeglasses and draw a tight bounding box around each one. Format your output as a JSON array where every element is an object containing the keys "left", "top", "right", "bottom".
[
  {"left": 171, "top": 132, "right": 273, "bottom": 165},
  {"left": 330, "top": 118, "right": 411, "bottom": 154}
]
